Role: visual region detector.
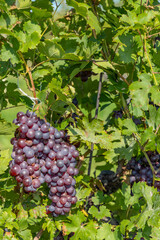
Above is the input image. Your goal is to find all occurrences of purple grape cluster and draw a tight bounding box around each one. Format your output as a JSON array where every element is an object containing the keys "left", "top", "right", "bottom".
[
  {"left": 9, "top": 110, "right": 79, "bottom": 217},
  {"left": 127, "top": 153, "right": 160, "bottom": 191}
]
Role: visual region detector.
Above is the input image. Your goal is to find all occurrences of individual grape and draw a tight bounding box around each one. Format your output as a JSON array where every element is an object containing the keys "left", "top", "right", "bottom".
[
  {"left": 39, "top": 176, "right": 45, "bottom": 184},
  {"left": 33, "top": 163, "right": 39, "bottom": 171},
  {"left": 51, "top": 196, "right": 59, "bottom": 203},
  {"left": 45, "top": 160, "right": 52, "bottom": 169},
  {"left": 26, "top": 119, "right": 34, "bottom": 127},
  {"left": 71, "top": 196, "right": 77, "bottom": 204},
  {"left": 71, "top": 178, "right": 76, "bottom": 186},
  {"left": 27, "top": 157, "right": 36, "bottom": 165},
  {"left": 28, "top": 166, "right": 34, "bottom": 175},
  {"left": 67, "top": 152, "right": 72, "bottom": 160},
  {"left": 64, "top": 201, "right": 71, "bottom": 208},
  {"left": 70, "top": 163, "right": 77, "bottom": 168},
  {"left": 60, "top": 165, "right": 67, "bottom": 173},
  {"left": 17, "top": 112, "right": 25, "bottom": 119},
  {"left": 49, "top": 205, "right": 55, "bottom": 212},
  {"left": 57, "top": 160, "right": 64, "bottom": 168},
  {"left": 19, "top": 115, "right": 28, "bottom": 124},
  {"left": 63, "top": 207, "right": 70, "bottom": 213},
  {"left": 26, "top": 129, "right": 35, "bottom": 139},
  {"left": 16, "top": 175, "right": 23, "bottom": 183},
  {"left": 19, "top": 124, "right": 28, "bottom": 133},
  {"left": 66, "top": 186, "right": 74, "bottom": 194},
  {"left": 18, "top": 139, "right": 26, "bottom": 148},
  {"left": 67, "top": 195, "right": 72, "bottom": 202},
  {"left": 50, "top": 135, "right": 55, "bottom": 140},
  {"left": 32, "top": 123, "right": 38, "bottom": 131},
  {"left": 60, "top": 197, "right": 67, "bottom": 205},
  {"left": 32, "top": 179, "right": 41, "bottom": 188},
  {"left": 35, "top": 130, "right": 43, "bottom": 139},
  {"left": 50, "top": 165, "right": 59, "bottom": 174},
  {"left": 72, "top": 150, "right": 79, "bottom": 158},
  {"left": 48, "top": 151, "right": 56, "bottom": 160},
  {"left": 15, "top": 155, "right": 24, "bottom": 164},
  {"left": 23, "top": 176, "right": 32, "bottom": 187},
  {"left": 56, "top": 151, "right": 64, "bottom": 159},
  {"left": 70, "top": 157, "right": 76, "bottom": 163},
  {"left": 39, "top": 159, "right": 45, "bottom": 167},
  {"left": 43, "top": 146, "right": 50, "bottom": 154},
  {"left": 71, "top": 189, "right": 76, "bottom": 196},
  {"left": 43, "top": 132, "right": 50, "bottom": 139},
  {"left": 74, "top": 168, "right": 79, "bottom": 175},
  {"left": 47, "top": 139, "right": 55, "bottom": 148},
  {"left": 10, "top": 165, "right": 21, "bottom": 176},
  {"left": 37, "top": 143, "right": 44, "bottom": 152},
  {"left": 64, "top": 177, "right": 72, "bottom": 186},
  {"left": 50, "top": 127, "right": 55, "bottom": 134},
  {"left": 50, "top": 187, "right": 57, "bottom": 194},
  {"left": 19, "top": 161, "right": 28, "bottom": 169},
  {"left": 54, "top": 131, "right": 61, "bottom": 139},
  {"left": 57, "top": 201, "right": 63, "bottom": 208},
  {"left": 20, "top": 169, "right": 29, "bottom": 178},
  {"left": 53, "top": 144, "right": 61, "bottom": 152},
  {"left": 67, "top": 167, "right": 74, "bottom": 175},
  {"left": 70, "top": 145, "right": 76, "bottom": 152},
  {"left": 41, "top": 124, "right": 49, "bottom": 133},
  {"left": 45, "top": 174, "right": 52, "bottom": 183},
  {"left": 55, "top": 207, "right": 62, "bottom": 215},
  {"left": 61, "top": 147, "right": 69, "bottom": 156},
  {"left": 41, "top": 165, "right": 48, "bottom": 174},
  {"left": 15, "top": 148, "right": 24, "bottom": 155},
  {"left": 57, "top": 178, "right": 64, "bottom": 186},
  {"left": 59, "top": 130, "right": 65, "bottom": 138},
  {"left": 62, "top": 172, "right": 69, "bottom": 179},
  {"left": 57, "top": 186, "right": 65, "bottom": 193},
  {"left": 25, "top": 148, "right": 34, "bottom": 158},
  {"left": 34, "top": 170, "right": 41, "bottom": 177},
  {"left": 32, "top": 115, "right": 38, "bottom": 123}
]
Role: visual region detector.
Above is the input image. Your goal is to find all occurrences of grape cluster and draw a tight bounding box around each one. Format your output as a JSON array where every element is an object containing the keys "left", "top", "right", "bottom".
[
  {"left": 10, "top": 110, "right": 79, "bottom": 217},
  {"left": 127, "top": 153, "right": 160, "bottom": 191}
]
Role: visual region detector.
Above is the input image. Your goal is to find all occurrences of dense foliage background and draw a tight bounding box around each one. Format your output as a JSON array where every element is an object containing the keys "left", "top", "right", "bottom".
[{"left": 1, "top": 0, "right": 160, "bottom": 239}]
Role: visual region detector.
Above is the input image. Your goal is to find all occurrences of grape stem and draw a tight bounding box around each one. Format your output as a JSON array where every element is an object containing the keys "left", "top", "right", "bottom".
[
  {"left": 18, "top": 51, "right": 38, "bottom": 104},
  {"left": 34, "top": 229, "right": 43, "bottom": 240},
  {"left": 88, "top": 72, "right": 103, "bottom": 176}
]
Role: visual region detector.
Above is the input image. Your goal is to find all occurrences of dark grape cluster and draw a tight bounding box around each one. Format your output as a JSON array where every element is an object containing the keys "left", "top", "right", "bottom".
[
  {"left": 127, "top": 152, "right": 160, "bottom": 191},
  {"left": 10, "top": 110, "right": 79, "bottom": 217}
]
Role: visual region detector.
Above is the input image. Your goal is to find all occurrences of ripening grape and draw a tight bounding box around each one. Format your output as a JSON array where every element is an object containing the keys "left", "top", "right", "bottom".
[{"left": 10, "top": 110, "right": 79, "bottom": 217}]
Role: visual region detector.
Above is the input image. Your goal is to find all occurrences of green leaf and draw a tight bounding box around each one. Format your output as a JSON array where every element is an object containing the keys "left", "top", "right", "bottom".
[
  {"left": 0, "top": 42, "right": 19, "bottom": 64},
  {"left": 1, "top": 105, "right": 27, "bottom": 123},
  {"left": 16, "top": 0, "right": 31, "bottom": 9},
  {"left": 0, "top": 149, "right": 11, "bottom": 175},
  {"left": 39, "top": 40, "right": 65, "bottom": 59},
  {"left": 96, "top": 223, "right": 116, "bottom": 240},
  {"left": 18, "top": 219, "right": 28, "bottom": 231},
  {"left": 18, "top": 229, "right": 32, "bottom": 240},
  {"left": 88, "top": 205, "right": 111, "bottom": 221},
  {"left": 129, "top": 78, "right": 151, "bottom": 117},
  {"left": 121, "top": 119, "right": 137, "bottom": 136},
  {"left": 66, "top": 0, "right": 101, "bottom": 33}
]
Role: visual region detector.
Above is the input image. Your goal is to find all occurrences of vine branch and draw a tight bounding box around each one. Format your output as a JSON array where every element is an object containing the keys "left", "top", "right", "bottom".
[{"left": 18, "top": 51, "right": 38, "bottom": 104}]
